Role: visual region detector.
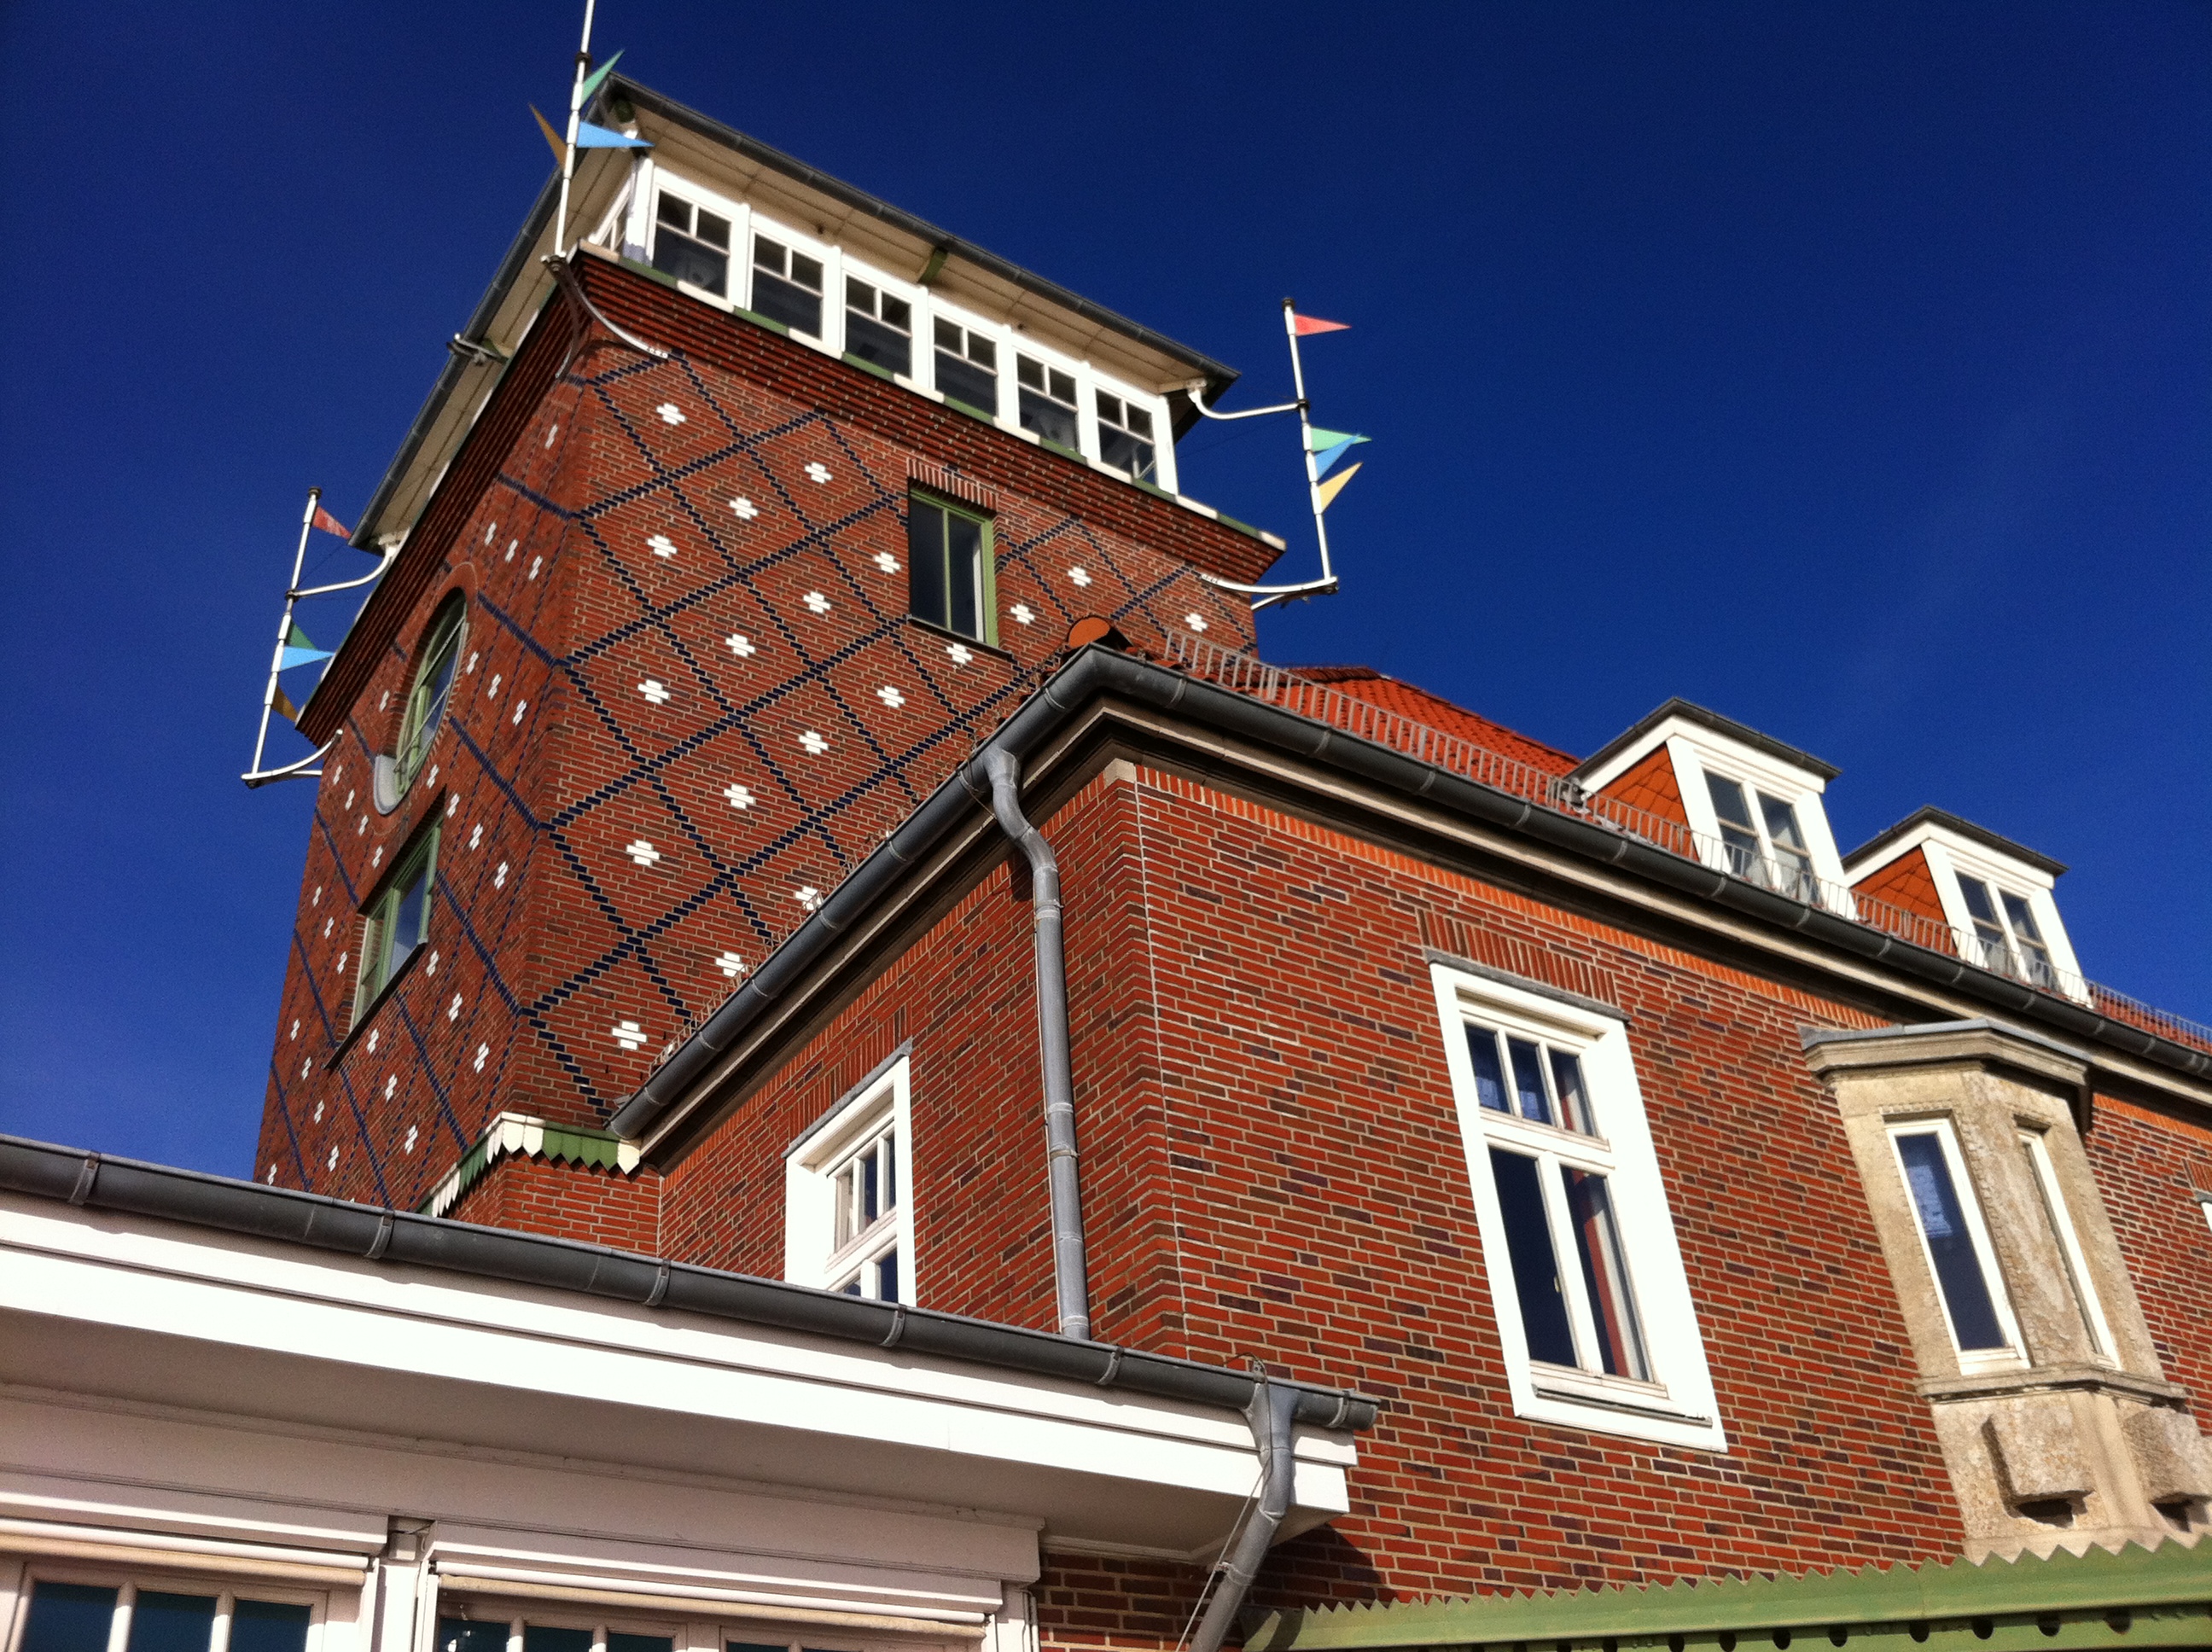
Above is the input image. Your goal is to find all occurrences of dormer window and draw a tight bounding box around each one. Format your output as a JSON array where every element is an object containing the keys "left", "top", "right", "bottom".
[
  {"left": 1705, "top": 773, "right": 1818, "bottom": 903},
  {"left": 1016, "top": 357, "right": 1080, "bottom": 451},
  {"left": 934, "top": 319, "right": 998, "bottom": 416},
  {"left": 651, "top": 194, "right": 729, "bottom": 296},
  {"left": 751, "top": 236, "right": 823, "bottom": 337},
  {"left": 1958, "top": 875, "right": 2056, "bottom": 987},
  {"left": 1096, "top": 392, "right": 1157, "bottom": 482},
  {"left": 844, "top": 278, "right": 911, "bottom": 375}
]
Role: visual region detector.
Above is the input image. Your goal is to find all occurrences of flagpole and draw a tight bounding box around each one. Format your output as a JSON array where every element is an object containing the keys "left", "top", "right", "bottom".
[
  {"left": 1284, "top": 297, "right": 1335, "bottom": 590},
  {"left": 248, "top": 489, "right": 321, "bottom": 781},
  {"left": 554, "top": 0, "right": 599, "bottom": 259}
]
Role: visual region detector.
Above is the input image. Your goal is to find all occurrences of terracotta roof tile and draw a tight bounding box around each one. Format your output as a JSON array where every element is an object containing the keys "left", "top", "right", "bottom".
[{"left": 1287, "top": 666, "right": 1582, "bottom": 777}]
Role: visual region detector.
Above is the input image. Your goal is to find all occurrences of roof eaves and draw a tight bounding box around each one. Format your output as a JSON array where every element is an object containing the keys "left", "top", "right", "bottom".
[
  {"left": 1575, "top": 696, "right": 1842, "bottom": 785},
  {"left": 1845, "top": 806, "right": 2069, "bottom": 879},
  {"left": 0, "top": 1132, "right": 1377, "bottom": 1433}
]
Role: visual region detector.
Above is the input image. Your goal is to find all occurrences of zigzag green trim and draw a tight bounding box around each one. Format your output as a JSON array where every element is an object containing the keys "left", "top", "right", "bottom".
[
  {"left": 1248, "top": 1539, "right": 2212, "bottom": 1652},
  {"left": 417, "top": 1114, "right": 639, "bottom": 1215}
]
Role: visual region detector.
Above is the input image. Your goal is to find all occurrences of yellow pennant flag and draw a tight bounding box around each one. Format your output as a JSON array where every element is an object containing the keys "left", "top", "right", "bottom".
[
  {"left": 1314, "top": 461, "right": 1363, "bottom": 512},
  {"left": 530, "top": 104, "right": 567, "bottom": 166},
  {"left": 273, "top": 685, "right": 301, "bottom": 725}
]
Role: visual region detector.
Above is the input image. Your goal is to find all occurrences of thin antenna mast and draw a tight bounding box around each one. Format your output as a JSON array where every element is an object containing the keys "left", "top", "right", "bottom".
[
  {"left": 1191, "top": 298, "right": 1361, "bottom": 611},
  {"left": 553, "top": 0, "right": 599, "bottom": 259}
]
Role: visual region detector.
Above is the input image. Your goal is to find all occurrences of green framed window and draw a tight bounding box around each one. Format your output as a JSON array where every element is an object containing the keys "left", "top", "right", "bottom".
[
  {"left": 394, "top": 595, "right": 467, "bottom": 793},
  {"left": 353, "top": 825, "right": 439, "bottom": 1027},
  {"left": 906, "top": 492, "right": 995, "bottom": 645}
]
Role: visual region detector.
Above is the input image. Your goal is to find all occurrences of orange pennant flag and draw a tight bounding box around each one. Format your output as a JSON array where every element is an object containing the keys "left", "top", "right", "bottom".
[
  {"left": 311, "top": 505, "right": 352, "bottom": 538},
  {"left": 530, "top": 104, "right": 567, "bottom": 166},
  {"left": 1292, "top": 312, "right": 1350, "bottom": 336},
  {"left": 272, "top": 685, "right": 302, "bottom": 724}
]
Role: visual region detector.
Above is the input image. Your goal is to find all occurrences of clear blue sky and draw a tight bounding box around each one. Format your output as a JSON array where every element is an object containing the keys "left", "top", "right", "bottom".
[{"left": 2, "top": 3, "right": 2204, "bottom": 1175}]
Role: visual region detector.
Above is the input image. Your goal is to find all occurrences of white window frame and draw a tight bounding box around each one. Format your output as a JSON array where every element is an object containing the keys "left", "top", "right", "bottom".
[
  {"left": 923, "top": 296, "right": 1010, "bottom": 422},
  {"left": 840, "top": 266, "right": 924, "bottom": 385},
  {"left": 2017, "top": 1125, "right": 2115, "bottom": 1360},
  {"left": 1429, "top": 963, "right": 1726, "bottom": 1451},
  {"left": 6, "top": 1565, "right": 335, "bottom": 1652},
  {"left": 1885, "top": 1117, "right": 2025, "bottom": 1374},
  {"left": 743, "top": 219, "right": 839, "bottom": 352},
  {"left": 643, "top": 176, "right": 749, "bottom": 310},
  {"left": 784, "top": 1055, "right": 915, "bottom": 1304},
  {"left": 1920, "top": 837, "right": 2082, "bottom": 997}
]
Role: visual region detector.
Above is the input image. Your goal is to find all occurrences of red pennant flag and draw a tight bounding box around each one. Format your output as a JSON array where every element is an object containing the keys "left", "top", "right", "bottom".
[
  {"left": 1292, "top": 312, "right": 1350, "bottom": 336},
  {"left": 311, "top": 506, "right": 352, "bottom": 538}
]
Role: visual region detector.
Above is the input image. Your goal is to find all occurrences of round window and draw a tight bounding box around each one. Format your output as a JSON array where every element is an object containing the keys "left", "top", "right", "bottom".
[{"left": 394, "top": 595, "right": 467, "bottom": 792}]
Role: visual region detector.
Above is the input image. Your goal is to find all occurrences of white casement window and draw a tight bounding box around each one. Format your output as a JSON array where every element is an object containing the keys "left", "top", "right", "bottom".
[
  {"left": 1095, "top": 389, "right": 1158, "bottom": 484},
  {"left": 649, "top": 189, "right": 733, "bottom": 298},
  {"left": 2018, "top": 1126, "right": 2114, "bottom": 1359},
  {"left": 750, "top": 234, "right": 825, "bottom": 339},
  {"left": 1888, "top": 1119, "right": 2023, "bottom": 1372},
  {"left": 1703, "top": 771, "right": 1819, "bottom": 904},
  {"left": 932, "top": 317, "right": 1000, "bottom": 417},
  {"left": 844, "top": 276, "right": 914, "bottom": 377},
  {"left": 1015, "top": 356, "right": 1080, "bottom": 451},
  {"left": 785, "top": 1055, "right": 914, "bottom": 1303},
  {"left": 437, "top": 1606, "right": 683, "bottom": 1652},
  {"left": 1955, "top": 873, "right": 2058, "bottom": 988},
  {"left": 12, "top": 1573, "right": 326, "bottom": 1652},
  {"left": 1431, "top": 964, "right": 1726, "bottom": 1450}
]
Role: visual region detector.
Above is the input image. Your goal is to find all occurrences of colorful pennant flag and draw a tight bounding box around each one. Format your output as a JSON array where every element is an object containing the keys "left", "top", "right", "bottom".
[
  {"left": 530, "top": 104, "right": 566, "bottom": 165},
  {"left": 311, "top": 504, "right": 352, "bottom": 539},
  {"left": 279, "top": 620, "right": 334, "bottom": 673},
  {"left": 576, "top": 120, "right": 652, "bottom": 150},
  {"left": 1313, "top": 461, "right": 1363, "bottom": 513},
  {"left": 1306, "top": 427, "right": 1371, "bottom": 477},
  {"left": 272, "top": 685, "right": 301, "bottom": 725},
  {"left": 577, "top": 49, "right": 624, "bottom": 108},
  {"left": 1292, "top": 312, "right": 1351, "bottom": 336}
]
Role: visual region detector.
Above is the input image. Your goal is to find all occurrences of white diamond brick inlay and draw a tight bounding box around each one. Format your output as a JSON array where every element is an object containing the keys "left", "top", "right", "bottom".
[
  {"left": 488, "top": 674, "right": 502, "bottom": 697},
  {"left": 802, "top": 591, "right": 831, "bottom": 614},
  {"left": 335, "top": 952, "right": 348, "bottom": 976},
  {"left": 511, "top": 699, "right": 527, "bottom": 724},
  {"left": 494, "top": 863, "right": 509, "bottom": 889},
  {"left": 1068, "top": 566, "right": 1092, "bottom": 587},
  {"left": 874, "top": 551, "right": 899, "bottom": 573},
  {"left": 505, "top": 539, "right": 518, "bottom": 561},
  {"left": 345, "top": 789, "right": 356, "bottom": 810},
  {"left": 425, "top": 950, "right": 439, "bottom": 977},
  {"left": 300, "top": 1058, "right": 311, "bottom": 1080},
  {"left": 1185, "top": 612, "right": 1208, "bottom": 632},
  {"left": 448, "top": 993, "right": 463, "bottom": 1021},
  {"left": 1010, "top": 604, "right": 1035, "bottom": 625},
  {"left": 726, "top": 633, "right": 757, "bottom": 657},
  {"left": 716, "top": 951, "right": 747, "bottom": 978},
  {"left": 474, "top": 1044, "right": 489, "bottom": 1072},
  {"left": 795, "top": 886, "right": 824, "bottom": 911},
  {"left": 626, "top": 840, "right": 661, "bottom": 867},
  {"left": 370, "top": 846, "right": 382, "bottom": 870},
  {"left": 322, "top": 917, "right": 333, "bottom": 938},
  {"left": 804, "top": 462, "right": 831, "bottom": 483},
  {"left": 724, "top": 782, "right": 754, "bottom": 810},
  {"left": 289, "top": 1019, "right": 300, "bottom": 1040},
  {"left": 405, "top": 1126, "right": 418, "bottom": 1155},
  {"left": 427, "top": 765, "right": 439, "bottom": 789},
  {"left": 266, "top": 1165, "right": 277, "bottom": 1184},
  {"left": 445, "top": 793, "right": 460, "bottom": 817},
  {"left": 797, "top": 730, "right": 829, "bottom": 755},
  {"left": 946, "top": 643, "right": 973, "bottom": 665},
  {"left": 327, "top": 1146, "right": 339, "bottom": 1169},
  {"left": 639, "top": 679, "right": 672, "bottom": 705},
  {"left": 656, "top": 403, "right": 685, "bottom": 425},
  {"left": 313, "top": 1102, "right": 325, "bottom": 1123},
  {"left": 365, "top": 1029, "right": 380, "bottom": 1055},
  {"left": 731, "top": 497, "right": 759, "bottom": 520},
  {"left": 612, "top": 1021, "right": 647, "bottom": 1051},
  {"left": 311, "top": 886, "right": 321, "bottom": 906},
  {"left": 469, "top": 823, "right": 484, "bottom": 849},
  {"left": 648, "top": 534, "right": 678, "bottom": 559},
  {"left": 876, "top": 685, "right": 905, "bottom": 708},
  {"left": 528, "top": 556, "right": 542, "bottom": 579},
  {"left": 384, "top": 1075, "right": 398, "bottom": 1100}
]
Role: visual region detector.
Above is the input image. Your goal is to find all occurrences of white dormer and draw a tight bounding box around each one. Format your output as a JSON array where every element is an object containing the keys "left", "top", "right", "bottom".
[
  {"left": 1843, "top": 809, "right": 2085, "bottom": 1001},
  {"left": 1576, "top": 699, "right": 1851, "bottom": 910}
]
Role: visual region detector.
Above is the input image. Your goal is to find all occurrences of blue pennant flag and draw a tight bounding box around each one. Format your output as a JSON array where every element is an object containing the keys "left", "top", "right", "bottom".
[
  {"left": 1311, "top": 433, "right": 1370, "bottom": 477},
  {"left": 575, "top": 120, "right": 652, "bottom": 150}
]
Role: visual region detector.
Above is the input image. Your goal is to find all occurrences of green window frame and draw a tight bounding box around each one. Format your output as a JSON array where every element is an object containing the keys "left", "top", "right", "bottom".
[
  {"left": 905, "top": 491, "right": 997, "bottom": 646},
  {"left": 394, "top": 595, "right": 467, "bottom": 794},
  {"left": 353, "top": 824, "right": 440, "bottom": 1027}
]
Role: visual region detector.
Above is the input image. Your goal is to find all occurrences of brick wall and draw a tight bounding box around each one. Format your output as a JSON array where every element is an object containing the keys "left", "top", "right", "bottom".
[
  {"left": 666, "top": 760, "right": 1966, "bottom": 1603},
  {"left": 260, "top": 265, "right": 1264, "bottom": 1211},
  {"left": 445, "top": 1149, "right": 663, "bottom": 1253},
  {"left": 2083, "top": 1092, "right": 2212, "bottom": 1411}
]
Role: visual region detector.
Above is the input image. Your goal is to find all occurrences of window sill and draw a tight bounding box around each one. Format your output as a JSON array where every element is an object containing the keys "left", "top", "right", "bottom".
[
  {"left": 943, "top": 396, "right": 999, "bottom": 424},
  {"left": 1516, "top": 1369, "right": 1726, "bottom": 1451},
  {"left": 328, "top": 939, "right": 431, "bottom": 1067}
]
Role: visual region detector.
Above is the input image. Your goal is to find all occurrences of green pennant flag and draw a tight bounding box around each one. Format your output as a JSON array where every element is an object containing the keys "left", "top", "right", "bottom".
[
  {"left": 288, "top": 621, "right": 317, "bottom": 651},
  {"left": 578, "top": 49, "right": 624, "bottom": 108},
  {"left": 1306, "top": 426, "right": 1365, "bottom": 452}
]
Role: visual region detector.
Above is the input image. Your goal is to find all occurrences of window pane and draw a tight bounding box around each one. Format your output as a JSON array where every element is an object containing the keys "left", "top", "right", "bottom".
[
  {"left": 880, "top": 1130, "right": 896, "bottom": 1207},
  {"left": 754, "top": 240, "right": 785, "bottom": 275},
  {"left": 695, "top": 210, "right": 731, "bottom": 250},
  {"left": 1488, "top": 1149, "right": 1577, "bottom": 1367},
  {"left": 1016, "top": 356, "right": 1043, "bottom": 390},
  {"left": 609, "top": 1637, "right": 673, "bottom": 1652},
  {"left": 967, "top": 334, "right": 996, "bottom": 370},
  {"left": 946, "top": 510, "right": 986, "bottom": 640},
  {"left": 1548, "top": 1049, "right": 1593, "bottom": 1134},
  {"left": 438, "top": 1623, "right": 509, "bottom": 1652},
  {"left": 752, "top": 270, "right": 822, "bottom": 336},
  {"left": 1705, "top": 774, "right": 1754, "bottom": 830},
  {"left": 934, "top": 317, "right": 962, "bottom": 352},
  {"left": 1019, "top": 387, "right": 1079, "bottom": 448},
  {"left": 791, "top": 253, "right": 824, "bottom": 291},
  {"left": 859, "top": 1143, "right": 880, "bottom": 1224},
  {"left": 20, "top": 1583, "right": 119, "bottom": 1652},
  {"left": 126, "top": 1593, "right": 218, "bottom": 1652},
  {"left": 1757, "top": 793, "right": 1807, "bottom": 851},
  {"left": 1049, "top": 368, "right": 1077, "bottom": 404},
  {"left": 907, "top": 501, "right": 949, "bottom": 629},
  {"left": 1957, "top": 875, "right": 1999, "bottom": 924},
  {"left": 1895, "top": 1132, "right": 2009, "bottom": 1351},
  {"left": 882, "top": 295, "right": 911, "bottom": 329},
  {"left": 846, "top": 311, "right": 911, "bottom": 375},
  {"left": 656, "top": 194, "right": 690, "bottom": 230},
  {"left": 229, "top": 1603, "right": 312, "bottom": 1652},
  {"left": 1507, "top": 1037, "right": 1553, "bottom": 1125},
  {"left": 390, "top": 852, "right": 434, "bottom": 963},
  {"left": 1565, "top": 1168, "right": 1649, "bottom": 1379},
  {"left": 1466, "top": 1027, "right": 1509, "bottom": 1111},
  {"left": 524, "top": 1631, "right": 592, "bottom": 1652},
  {"left": 651, "top": 230, "right": 727, "bottom": 297},
  {"left": 1097, "top": 391, "right": 1123, "bottom": 425},
  {"left": 1126, "top": 404, "right": 1153, "bottom": 439},
  {"left": 876, "top": 1248, "right": 899, "bottom": 1301},
  {"left": 2000, "top": 892, "right": 2044, "bottom": 943},
  {"left": 936, "top": 350, "right": 998, "bottom": 416}
]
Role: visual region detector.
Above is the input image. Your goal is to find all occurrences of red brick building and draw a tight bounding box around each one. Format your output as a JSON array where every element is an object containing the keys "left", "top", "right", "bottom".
[{"left": 251, "top": 71, "right": 2209, "bottom": 1652}]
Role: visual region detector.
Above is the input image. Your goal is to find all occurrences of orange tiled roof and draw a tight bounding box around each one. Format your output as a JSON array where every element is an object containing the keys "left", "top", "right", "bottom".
[{"left": 1288, "top": 666, "right": 1582, "bottom": 777}]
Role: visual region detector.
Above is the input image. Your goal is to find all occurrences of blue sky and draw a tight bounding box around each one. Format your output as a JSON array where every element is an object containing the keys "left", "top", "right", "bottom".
[{"left": 2, "top": 2, "right": 2204, "bottom": 1175}]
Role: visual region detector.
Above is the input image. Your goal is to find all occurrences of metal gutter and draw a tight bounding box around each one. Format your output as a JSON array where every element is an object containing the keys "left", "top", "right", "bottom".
[
  {"left": 610, "top": 648, "right": 2209, "bottom": 1152},
  {"left": 0, "top": 1132, "right": 1376, "bottom": 1433}
]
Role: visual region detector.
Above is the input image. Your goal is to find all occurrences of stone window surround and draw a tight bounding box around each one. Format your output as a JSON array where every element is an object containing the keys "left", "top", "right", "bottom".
[{"left": 1802, "top": 1018, "right": 2211, "bottom": 1558}]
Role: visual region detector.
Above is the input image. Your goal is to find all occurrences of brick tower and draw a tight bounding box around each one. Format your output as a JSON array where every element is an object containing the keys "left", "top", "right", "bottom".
[{"left": 258, "top": 77, "right": 1284, "bottom": 1217}]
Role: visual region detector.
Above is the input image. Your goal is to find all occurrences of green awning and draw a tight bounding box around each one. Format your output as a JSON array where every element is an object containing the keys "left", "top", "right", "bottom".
[{"left": 1247, "top": 1539, "right": 2211, "bottom": 1652}]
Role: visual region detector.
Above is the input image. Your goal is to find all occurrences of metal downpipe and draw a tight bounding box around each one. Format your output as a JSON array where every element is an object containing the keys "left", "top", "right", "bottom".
[
  {"left": 1189, "top": 1378, "right": 1301, "bottom": 1652},
  {"left": 981, "top": 748, "right": 1091, "bottom": 1341}
]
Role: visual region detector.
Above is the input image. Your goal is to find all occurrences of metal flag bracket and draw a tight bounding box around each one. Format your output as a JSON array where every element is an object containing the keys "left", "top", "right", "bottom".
[{"left": 1192, "top": 298, "right": 1359, "bottom": 611}]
